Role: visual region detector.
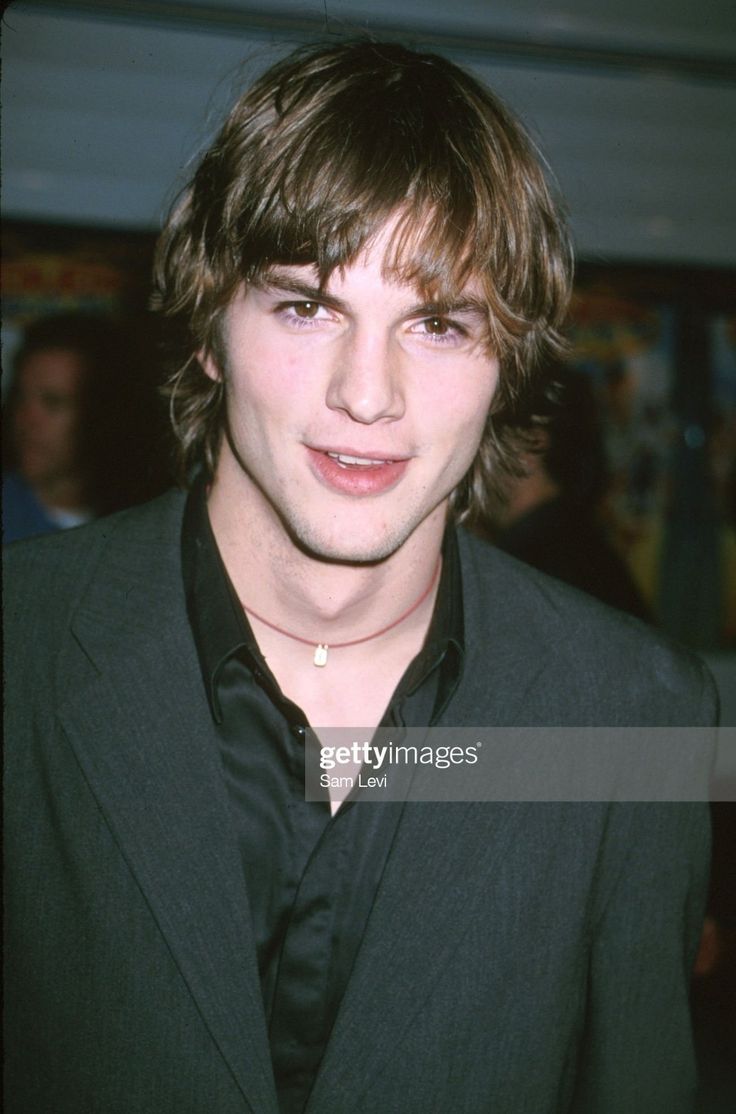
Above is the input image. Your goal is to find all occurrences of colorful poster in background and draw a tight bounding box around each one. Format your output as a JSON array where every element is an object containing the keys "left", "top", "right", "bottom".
[
  {"left": 1, "top": 223, "right": 156, "bottom": 396},
  {"left": 567, "top": 288, "right": 676, "bottom": 617},
  {"left": 1, "top": 221, "right": 171, "bottom": 516},
  {"left": 568, "top": 280, "right": 736, "bottom": 649}
]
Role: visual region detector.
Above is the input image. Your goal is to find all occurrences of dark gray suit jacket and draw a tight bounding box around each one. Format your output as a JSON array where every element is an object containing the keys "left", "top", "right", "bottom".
[{"left": 4, "top": 490, "right": 717, "bottom": 1114}]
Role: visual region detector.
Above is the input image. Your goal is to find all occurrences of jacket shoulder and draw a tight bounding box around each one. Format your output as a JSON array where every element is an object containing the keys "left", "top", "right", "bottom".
[
  {"left": 456, "top": 529, "right": 718, "bottom": 726},
  {"left": 3, "top": 489, "right": 187, "bottom": 636}
]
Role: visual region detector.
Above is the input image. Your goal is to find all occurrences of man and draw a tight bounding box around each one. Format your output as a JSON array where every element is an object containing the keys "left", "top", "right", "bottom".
[
  {"left": 3, "top": 312, "right": 169, "bottom": 541},
  {"left": 490, "top": 363, "right": 651, "bottom": 620},
  {"left": 4, "top": 40, "right": 717, "bottom": 1114},
  {"left": 2, "top": 314, "right": 102, "bottom": 542}
]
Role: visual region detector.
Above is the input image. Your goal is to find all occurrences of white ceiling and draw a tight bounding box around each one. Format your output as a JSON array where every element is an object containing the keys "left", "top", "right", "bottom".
[{"left": 2, "top": 1, "right": 735, "bottom": 263}]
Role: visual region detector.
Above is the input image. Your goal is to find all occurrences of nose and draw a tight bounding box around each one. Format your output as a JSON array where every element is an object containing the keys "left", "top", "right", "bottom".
[
  {"left": 326, "top": 328, "right": 405, "bottom": 424},
  {"left": 15, "top": 397, "right": 45, "bottom": 437}
]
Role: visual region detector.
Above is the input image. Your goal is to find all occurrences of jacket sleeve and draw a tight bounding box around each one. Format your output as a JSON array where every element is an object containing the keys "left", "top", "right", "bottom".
[{"left": 570, "top": 800, "right": 710, "bottom": 1114}]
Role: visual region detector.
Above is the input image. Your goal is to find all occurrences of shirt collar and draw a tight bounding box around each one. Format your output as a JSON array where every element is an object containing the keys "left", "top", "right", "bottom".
[
  {"left": 181, "top": 479, "right": 255, "bottom": 722},
  {"left": 393, "top": 526, "right": 464, "bottom": 721},
  {"left": 181, "top": 480, "right": 465, "bottom": 724}
]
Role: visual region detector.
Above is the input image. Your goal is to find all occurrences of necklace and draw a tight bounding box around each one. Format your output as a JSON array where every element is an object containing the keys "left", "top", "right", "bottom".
[{"left": 242, "top": 557, "right": 442, "bottom": 667}]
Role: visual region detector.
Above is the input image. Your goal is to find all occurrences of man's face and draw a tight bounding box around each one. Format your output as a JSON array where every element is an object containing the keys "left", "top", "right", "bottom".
[
  {"left": 12, "top": 347, "right": 86, "bottom": 492},
  {"left": 207, "top": 224, "right": 499, "bottom": 563}
]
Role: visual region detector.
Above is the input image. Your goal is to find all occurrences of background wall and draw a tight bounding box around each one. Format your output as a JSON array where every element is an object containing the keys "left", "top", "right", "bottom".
[{"left": 3, "top": 0, "right": 736, "bottom": 263}]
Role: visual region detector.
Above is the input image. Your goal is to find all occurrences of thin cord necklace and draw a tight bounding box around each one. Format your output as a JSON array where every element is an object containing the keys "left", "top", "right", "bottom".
[{"left": 241, "top": 557, "right": 442, "bottom": 667}]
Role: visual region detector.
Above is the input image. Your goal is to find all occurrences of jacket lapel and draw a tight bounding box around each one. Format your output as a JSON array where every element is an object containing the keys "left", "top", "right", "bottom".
[
  {"left": 307, "top": 800, "right": 523, "bottom": 1110},
  {"left": 308, "top": 532, "right": 556, "bottom": 1107},
  {"left": 56, "top": 500, "right": 556, "bottom": 1111},
  {"left": 59, "top": 493, "right": 278, "bottom": 1114}
]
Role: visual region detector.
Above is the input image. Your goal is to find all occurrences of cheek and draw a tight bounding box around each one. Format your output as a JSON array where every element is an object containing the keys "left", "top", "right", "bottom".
[
  {"left": 429, "top": 366, "right": 497, "bottom": 442},
  {"left": 50, "top": 420, "right": 78, "bottom": 460},
  {"left": 224, "top": 362, "right": 304, "bottom": 443},
  {"left": 454, "top": 408, "right": 492, "bottom": 467},
  {"left": 227, "top": 339, "right": 324, "bottom": 427},
  {"left": 467, "top": 363, "right": 499, "bottom": 433},
  {"left": 46, "top": 411, "right": 72, "bottom": 439}
]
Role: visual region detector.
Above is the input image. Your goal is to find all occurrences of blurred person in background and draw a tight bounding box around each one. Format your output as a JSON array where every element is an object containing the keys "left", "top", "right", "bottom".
[
  {"left": 3, "top": 314, "right": 102, "bottom": 541},
  {"left": 3, "top": 311, "right": 170, "bottom": 541},
  {"left": 486, "top": 363, "right": 650, "bottom": 620}
]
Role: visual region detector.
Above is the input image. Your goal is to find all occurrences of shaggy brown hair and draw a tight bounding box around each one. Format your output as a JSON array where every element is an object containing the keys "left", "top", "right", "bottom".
[{"left": 154, "top": 39, "right": 573, "bottom": 521}]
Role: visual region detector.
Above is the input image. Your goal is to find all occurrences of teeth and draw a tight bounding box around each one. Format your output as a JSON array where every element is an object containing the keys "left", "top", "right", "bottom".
[{"left": 327, "top": 452, "right": 390, "bottom": 467}]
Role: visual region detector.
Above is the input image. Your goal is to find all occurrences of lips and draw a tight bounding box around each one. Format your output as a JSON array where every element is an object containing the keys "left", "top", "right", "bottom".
[
  {"left": 306, "top": 446, "right": 410, "bottom": 496},
  {"left": 326, "top": 451, "right": 395, "bottom": 467}
]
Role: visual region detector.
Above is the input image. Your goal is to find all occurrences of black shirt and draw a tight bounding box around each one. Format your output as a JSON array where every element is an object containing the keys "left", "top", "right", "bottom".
[{"left": 181, "top": 482, "right": 463, "bottom": 1113}]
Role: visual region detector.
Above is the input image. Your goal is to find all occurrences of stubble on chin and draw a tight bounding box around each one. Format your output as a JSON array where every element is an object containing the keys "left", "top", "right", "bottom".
[
  {"left": 279, "top": 516, "right": 413, "bottom": 568},
  {"left": 278, "top": 492, "right": 448, "bottom": 568}
]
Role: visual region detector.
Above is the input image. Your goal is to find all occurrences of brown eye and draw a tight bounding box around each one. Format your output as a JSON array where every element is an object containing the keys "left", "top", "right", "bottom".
[
  {"left": 426, "top": 316, "right": 448, "bottom": 335},
  {"left": 293, "top": 301, "right": 320, "bottom": 318}
]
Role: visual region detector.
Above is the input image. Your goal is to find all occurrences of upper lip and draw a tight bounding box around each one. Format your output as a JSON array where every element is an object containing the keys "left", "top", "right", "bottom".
[{"left": 308, "top": 444, "right": 411, "bottom": 462}]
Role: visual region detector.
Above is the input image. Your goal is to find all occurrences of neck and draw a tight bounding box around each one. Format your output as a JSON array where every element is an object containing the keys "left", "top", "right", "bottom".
[
  {"left": 207, "top": 478, "right": 446, "bottom": 645},
  {"left": 206, "top": 469, "right": 447, "bottom": 731}
]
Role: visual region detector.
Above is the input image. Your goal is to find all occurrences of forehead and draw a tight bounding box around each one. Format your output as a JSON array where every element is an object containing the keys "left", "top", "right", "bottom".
[
  {"left": 19, "top": 348, "right": 87, "bottom": 392},
  {"left": 265, "top": 216, "right": 490, "bottom": 308}
]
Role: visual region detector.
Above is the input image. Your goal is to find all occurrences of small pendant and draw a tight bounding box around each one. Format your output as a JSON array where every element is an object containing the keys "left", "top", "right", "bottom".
[{"left": 314, "top": 643, "right": 329, "bottom": 667}]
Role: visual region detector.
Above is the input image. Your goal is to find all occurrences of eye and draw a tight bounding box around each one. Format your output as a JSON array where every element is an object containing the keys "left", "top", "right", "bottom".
[
  {"left": 292, "top": 301, "right": 321, "bottom": 319},
  {"left": 410, "top": 315, "right": 468, "bottom": 345},
  {"left": 276, "top": 300, "right": 334, "bottom": 328}
]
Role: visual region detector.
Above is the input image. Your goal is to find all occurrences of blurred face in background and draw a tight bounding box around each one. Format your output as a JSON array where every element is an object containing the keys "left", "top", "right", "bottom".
[{"left": 12, "top": 347, "right": 87, "bottom": 503}]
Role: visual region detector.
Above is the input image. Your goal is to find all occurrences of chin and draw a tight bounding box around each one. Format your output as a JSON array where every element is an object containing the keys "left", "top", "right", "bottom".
[{"left": 285, "top": 515, "right": 418, "bottom": 567}]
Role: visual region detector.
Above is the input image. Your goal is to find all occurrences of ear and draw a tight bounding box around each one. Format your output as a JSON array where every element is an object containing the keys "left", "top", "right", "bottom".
[{"left": 198, "top": 349, "right": 222, "bottom": 383}]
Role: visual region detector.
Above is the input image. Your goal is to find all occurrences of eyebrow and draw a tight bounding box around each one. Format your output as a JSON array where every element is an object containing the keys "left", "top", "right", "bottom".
[
  {"left": 258, "top": 268, "right": 489, "bottom": 321},
  {"left": 258, "top": 271, "right": 345, "bottom": 311}
]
